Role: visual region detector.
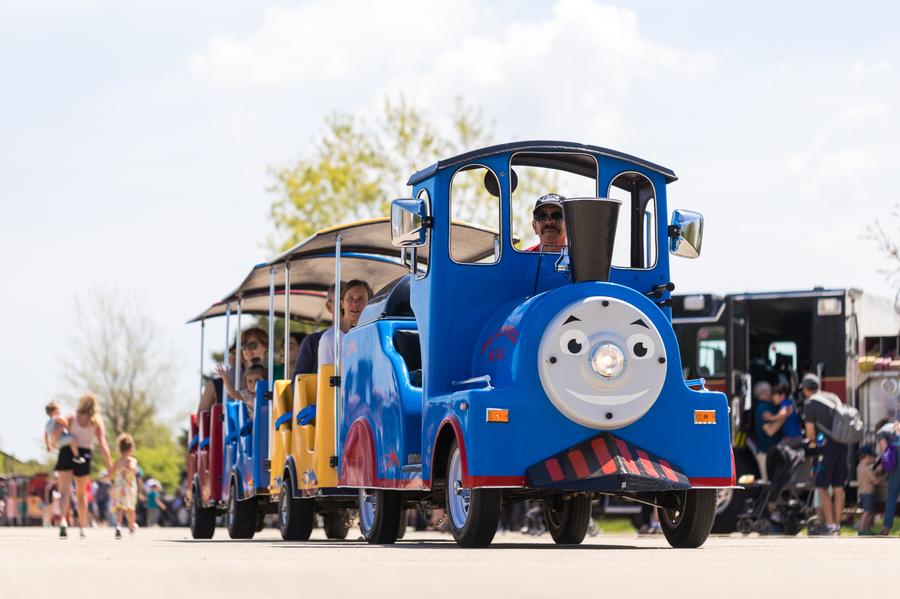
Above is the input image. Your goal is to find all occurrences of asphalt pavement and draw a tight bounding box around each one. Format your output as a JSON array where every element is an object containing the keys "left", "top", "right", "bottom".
[{"left": 0, "top": 526, "right": 895, "bottom": 598}]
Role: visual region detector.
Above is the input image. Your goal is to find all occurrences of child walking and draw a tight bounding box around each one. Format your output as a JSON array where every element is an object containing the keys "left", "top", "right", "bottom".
[
  {"left": 111, "top": 433, "right": 139, "bottom": 539},
  {"left": 44, "top": 401, "right": 85, "bottom": 464}
]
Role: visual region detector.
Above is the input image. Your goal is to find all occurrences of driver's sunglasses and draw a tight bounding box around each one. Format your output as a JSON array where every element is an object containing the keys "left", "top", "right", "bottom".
[
  {"left": 533, "top": 211, "right": 563, "bottom": 223},
  {"left": 245, "top": 341, "right": 259, "bottom": 351}
]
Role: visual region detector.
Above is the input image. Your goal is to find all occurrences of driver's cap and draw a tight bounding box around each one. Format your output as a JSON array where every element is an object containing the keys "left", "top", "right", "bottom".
[{"left": 533, "top": 193, "right": 565, "bottom": 213}]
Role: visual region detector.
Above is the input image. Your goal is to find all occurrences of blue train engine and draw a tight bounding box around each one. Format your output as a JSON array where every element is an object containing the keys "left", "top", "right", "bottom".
[{"left": 338, "top": 142, "right": 734, "bottom": 548}]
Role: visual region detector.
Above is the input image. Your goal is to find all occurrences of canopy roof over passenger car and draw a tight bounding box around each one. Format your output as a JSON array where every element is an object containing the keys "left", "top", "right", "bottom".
[
  {"left": 187, "top": 289, "right": 330, "bottom": 324},
  {"left": 189, "top": 217, "right": 500, "bottom": 323}
]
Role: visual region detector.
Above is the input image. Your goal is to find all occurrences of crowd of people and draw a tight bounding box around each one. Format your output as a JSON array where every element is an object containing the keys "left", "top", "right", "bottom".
[{"left": 752, "top": 373, "right": 900, "bottom": 535}]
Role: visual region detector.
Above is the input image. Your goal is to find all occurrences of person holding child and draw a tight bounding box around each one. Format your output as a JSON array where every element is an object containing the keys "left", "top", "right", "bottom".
[{"left": 53, "top": 393, "right": 113, "bottom": 539}]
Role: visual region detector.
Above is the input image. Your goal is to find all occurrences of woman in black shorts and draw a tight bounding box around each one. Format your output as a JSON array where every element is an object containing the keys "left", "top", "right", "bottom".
[{"left": 55, "top": 393, "right": 112, "bottom": 538}]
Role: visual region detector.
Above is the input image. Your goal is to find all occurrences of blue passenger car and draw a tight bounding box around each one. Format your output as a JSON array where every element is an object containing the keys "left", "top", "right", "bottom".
[{"left": 338, "top": 141, "right": 734, "bottom": 548}]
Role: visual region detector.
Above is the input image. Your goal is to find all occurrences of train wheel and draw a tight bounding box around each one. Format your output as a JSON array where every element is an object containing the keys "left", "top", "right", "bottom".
[
  {"left": 359, "top": 488, "right": 403, "bottom": 544},
  {"left": 278, "top": 476, "right": 314, "bottom": 541},
  {"left": 543, "top": 493, "right": 592, "bottom": 545},
  {"left": 446, "top": 441, "right": 501, "bottom": 548},
  {"left": 324, "top": 511, "right": 351, "bottom": 540},
  {"left": 189, "top": 482, "right": 216, "bottom": 539},
  {"left": 659, "top": 489, "right": 716, "bottom": 548},
  {"left": 226, "top": 482, "right": 257, "bottom": 539}
]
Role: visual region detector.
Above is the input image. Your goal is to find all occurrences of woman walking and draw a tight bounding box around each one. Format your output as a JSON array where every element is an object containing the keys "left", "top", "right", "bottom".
[{"left": 54, "top": 393, "right": 112, "bottom": 538}]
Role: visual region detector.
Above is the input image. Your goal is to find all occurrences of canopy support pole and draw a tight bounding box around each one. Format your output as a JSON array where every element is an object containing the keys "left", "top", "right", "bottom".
[
  {"left": 235, "top": 299, "right": 243, "bottom": 399},
  {"left": 267, "top": 266, "right": 275, "bottom": 388},
  {"left": 284, "top": 261, "right": 291, "bottom": 381},
  {"left": 199, "top": 319, "right": 206, "bottom": 399},
  {"left": 223, "top": 304, "right": 232, "bottom": 438},
  {"left": 334, "top": 233, "right": 343, "bottom": 464}
]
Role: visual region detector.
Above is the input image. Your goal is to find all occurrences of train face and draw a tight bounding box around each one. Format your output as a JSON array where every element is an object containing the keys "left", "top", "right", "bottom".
[{"left": 339, "top": 141, "right": 734, "bottom": 548}]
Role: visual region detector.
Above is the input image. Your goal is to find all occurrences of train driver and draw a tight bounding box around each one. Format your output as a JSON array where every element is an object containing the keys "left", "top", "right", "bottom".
[{"left": 524, "top": 193, "right": 567, "bottom": 252}]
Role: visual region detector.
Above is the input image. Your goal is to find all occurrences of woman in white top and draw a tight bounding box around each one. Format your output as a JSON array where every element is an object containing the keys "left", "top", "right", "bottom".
[{"left": 54, "top": 393, "right": 112, "bottom": 538}]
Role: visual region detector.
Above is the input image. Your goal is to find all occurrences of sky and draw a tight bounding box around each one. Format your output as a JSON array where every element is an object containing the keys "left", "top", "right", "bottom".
[{"left": 1, "top": 0, "right": 898, "bottom": 460}]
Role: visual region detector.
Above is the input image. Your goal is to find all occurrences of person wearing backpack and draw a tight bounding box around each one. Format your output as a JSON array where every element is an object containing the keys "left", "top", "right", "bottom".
[
  {"left": 876, "top": 419, "right": 900, "bottom": 535},
  {"left": 802, "top": 374, "right": 850, "bottom": 535}
]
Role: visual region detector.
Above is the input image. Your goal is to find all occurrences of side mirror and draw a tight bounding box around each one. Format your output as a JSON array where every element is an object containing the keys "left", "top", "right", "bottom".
[
  {"left": 669, "top": 209, "right": 703, "bottom": 259},
  {"left": 391, "top": 198, "right": 428, "bottom": 248}
]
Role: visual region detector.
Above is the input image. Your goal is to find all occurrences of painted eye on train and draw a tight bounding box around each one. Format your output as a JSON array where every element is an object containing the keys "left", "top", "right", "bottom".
[
  {"left": 560, "top": 329, "right": 588, "bottom": 356},
  {"left": 626, "top": 333, "right": 655, "bottom": 360}
]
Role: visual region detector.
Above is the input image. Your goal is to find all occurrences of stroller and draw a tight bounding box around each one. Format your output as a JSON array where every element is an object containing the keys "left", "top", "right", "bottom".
[{"left": 737, "top": 443, "right": 816, "bottom": 535}]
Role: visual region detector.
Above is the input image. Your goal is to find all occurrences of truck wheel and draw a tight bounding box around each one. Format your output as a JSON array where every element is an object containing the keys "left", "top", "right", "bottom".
[
  {"left": 397, "top": 509, "right": 408, "bottom": 539},
  {"left": 324, "top": 511, "right": 351, "bottom": 540},
  {"left": 359, "top": 489, "right": 403, "bottom": 544},
  {"left": 446, "top": 441, "right": 501, "bottom": 548},
  {"left": 278, "top": 476, "right": 314, "bottom": 541},
  {"left": 543, "top": 493, "right": 592, "bottom": 544},
  {"left": 226, "top": 482, "right": 256, "bottom": 539},
  {"left": 711, "top": 449, "right": 754, "bottom": 533},
  {"left": 189, "top": 482, "right": 216, "bottom": 539},
  {"left": 659, "top": 489, "right": 716, "bottom": 548}
]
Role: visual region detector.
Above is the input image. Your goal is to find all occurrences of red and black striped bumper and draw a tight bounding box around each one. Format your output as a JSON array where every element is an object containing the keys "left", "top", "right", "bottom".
[{"left": 526, "top": 433, "right": 691, "bottom": 492}]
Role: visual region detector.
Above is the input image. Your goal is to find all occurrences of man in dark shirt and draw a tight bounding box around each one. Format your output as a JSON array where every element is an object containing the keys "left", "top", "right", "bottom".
[
  {"left": 292, "top": 284, "right": 336, "bottom": 377},
  {"left": 802, "top": 373, "right": 847, "bottom": 535}
]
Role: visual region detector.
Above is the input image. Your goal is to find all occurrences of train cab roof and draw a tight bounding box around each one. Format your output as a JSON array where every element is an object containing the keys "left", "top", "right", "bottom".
[{"left": 407, "top": 140, "right": 677, "bottom": 186}]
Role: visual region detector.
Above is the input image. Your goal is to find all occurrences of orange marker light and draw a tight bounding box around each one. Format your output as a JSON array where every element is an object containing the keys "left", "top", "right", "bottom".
[
  {"left": 694, "top": 410, "right": 716, "bottom": 425},
  {"left": 486, "top": 408, "right": 509, "bottom": 423}
]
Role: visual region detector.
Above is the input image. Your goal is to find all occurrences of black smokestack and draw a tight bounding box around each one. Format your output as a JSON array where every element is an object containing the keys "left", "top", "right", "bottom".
[{"left": 562, "top": 198, "right": 620, "bottom": 283}]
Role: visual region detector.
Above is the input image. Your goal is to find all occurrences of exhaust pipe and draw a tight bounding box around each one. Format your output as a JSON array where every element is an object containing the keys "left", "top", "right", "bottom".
[{"left": 562, "top": 197, "right": 621, "bottom": 283}]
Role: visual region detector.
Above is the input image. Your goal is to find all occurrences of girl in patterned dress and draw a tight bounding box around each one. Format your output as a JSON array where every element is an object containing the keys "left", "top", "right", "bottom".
[{"left": 111, "top": 433, "right": 138, "bottom": 539}]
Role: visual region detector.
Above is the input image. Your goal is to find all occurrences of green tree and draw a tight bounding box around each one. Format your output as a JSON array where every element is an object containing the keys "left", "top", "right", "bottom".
[{"left": 269, "top": 96, "right": 496, "bottom": 250}]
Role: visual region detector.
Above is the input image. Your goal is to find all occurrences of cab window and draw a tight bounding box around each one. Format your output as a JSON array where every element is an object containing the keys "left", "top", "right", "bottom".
[
  {"left": 608, "top": 172, "right": 658, "bottom": 269},
  {"left": 698, "top": 326, "right": 726, "bottom": 378},
  {"left": 449, "top": 164, "right": 501, "bottom": 264},
  {"left": 510, "top": 152, "right": 598, "bottom": 251}
]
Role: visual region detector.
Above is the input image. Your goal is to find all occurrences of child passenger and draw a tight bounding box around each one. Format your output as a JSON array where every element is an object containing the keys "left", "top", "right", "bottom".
[
  {"left": 856, "top": 446, "right": 882, "bottom": 535},
  {"left": 216, "top": 363, "right": 266, "bottom": 418},
  {"left": 111, "top": 433, "right": 139, "bottom": 539},
  {"left": 44, "top": 401, "right": 85, "bottom": 464}
]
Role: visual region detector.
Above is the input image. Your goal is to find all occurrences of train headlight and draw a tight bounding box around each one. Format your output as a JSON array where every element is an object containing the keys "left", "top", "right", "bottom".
[{"left": 590, "top": 343, "right": 626, "bottom": 379}]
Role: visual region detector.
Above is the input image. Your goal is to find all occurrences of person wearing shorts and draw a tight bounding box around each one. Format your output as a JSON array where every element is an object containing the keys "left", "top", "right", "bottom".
[
  {"left": 54, "top": 394, "right": 112, "bottom": 539},
  {"left": 802, "top": 374, "right": 848, "bottom": 535}
]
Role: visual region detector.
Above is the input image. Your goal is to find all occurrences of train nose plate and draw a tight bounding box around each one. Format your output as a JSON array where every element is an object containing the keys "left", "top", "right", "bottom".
[{"left": 526, "top": 433, "right": 691, "bottom": 492}]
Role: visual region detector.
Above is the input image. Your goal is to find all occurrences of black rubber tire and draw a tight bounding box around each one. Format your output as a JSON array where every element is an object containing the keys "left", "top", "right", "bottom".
[
  {"left": 255, "top": 511, "right": 266, "bottom": 533},
  {"left": 323, "top": 511, "right": 351, "bottom": 540},
  {"left": 189, "top": 482, "right": 216, "bottom": 540},
  {"left": 397, "top": 509, "right": 408, "bottom": 540},
  {"left": 543, "top": 494, "right": 592, "bottom": 545},
  {"left": 278, "top": 476, "right": 314, "bottom": 541},
  {"left": 446, "top": 441, "right": 501, "bottom": 548},
  {"left": 659, "top": 489, "right": 717, "bottom": 549},
  {"left": 711, "top": 449, "right": 755, "bottom": 533},
  {"left": 359, "top": 489, "right": 403, "bottom": 545},
  {"left": 226, "top": 482, "right": 257, "bottom": 539}
]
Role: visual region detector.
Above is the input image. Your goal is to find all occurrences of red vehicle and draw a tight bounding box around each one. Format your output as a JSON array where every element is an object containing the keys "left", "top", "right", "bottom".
[{"left": 672, "top": 287, "right": 900, "bottom": 531}]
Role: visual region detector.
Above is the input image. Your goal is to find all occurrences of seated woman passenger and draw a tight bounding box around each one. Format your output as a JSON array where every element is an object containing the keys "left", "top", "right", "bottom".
[
  {"left": 318, "top": 279, "right": 373, "bottom": 367},
  {"left": 218, "top": 364, "right": 266, "bottom": 418},
  {"left": 524, "top": 194, "right": 567, "bottom": 252}
]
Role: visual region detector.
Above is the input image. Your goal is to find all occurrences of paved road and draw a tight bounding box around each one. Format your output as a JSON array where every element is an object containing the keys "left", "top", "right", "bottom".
[{"left": 0, "top": 526, "right": 894, "bottom": 598}]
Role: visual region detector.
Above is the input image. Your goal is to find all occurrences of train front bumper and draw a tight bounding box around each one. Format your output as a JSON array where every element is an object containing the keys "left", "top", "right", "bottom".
[{"left": 526, "top": 432, "right": 692, "bottom": 493}]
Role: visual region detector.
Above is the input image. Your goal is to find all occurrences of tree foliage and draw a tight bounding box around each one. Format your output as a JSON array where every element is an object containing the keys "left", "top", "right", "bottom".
[{"left": 268, "top": 96, "right": 496, "bottom": 250}]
